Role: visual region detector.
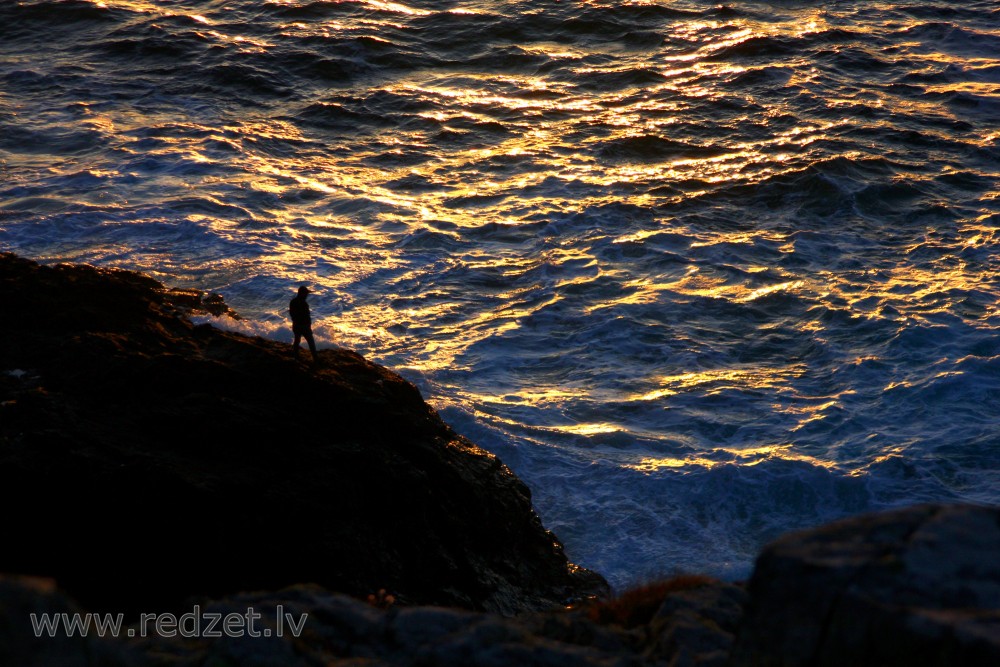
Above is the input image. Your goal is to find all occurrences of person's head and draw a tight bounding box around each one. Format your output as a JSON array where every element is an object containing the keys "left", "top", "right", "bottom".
[{"left": 298, "top": 285, "right": 310, "bottom": 297}]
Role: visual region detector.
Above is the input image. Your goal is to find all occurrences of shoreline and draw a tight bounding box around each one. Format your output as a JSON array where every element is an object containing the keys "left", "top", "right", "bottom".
[{"left": 2, "top": 253, "right": 998, "bottom": 665}]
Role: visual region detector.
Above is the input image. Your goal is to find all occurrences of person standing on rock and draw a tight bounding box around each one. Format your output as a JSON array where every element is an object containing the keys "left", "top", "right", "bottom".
[{"left": 289, "top": 285, "right": 319, "bottom": 364}]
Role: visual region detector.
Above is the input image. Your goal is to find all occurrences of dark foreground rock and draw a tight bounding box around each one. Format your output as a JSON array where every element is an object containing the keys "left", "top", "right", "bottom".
[
  {"left": 3, "top": 501, "right": 998, "bottom": 666},
  {"left": 0, "top": 252, "right": 605, "bottom": 614},
  {"left": 0, "top": 574, "right": 741, "bottom": 667},
  {"left": 730, "top": 503, "right": 1000, "bottom": 667},
  {"left": 0, "top": 576, "right": 124, "bottom": 667}
]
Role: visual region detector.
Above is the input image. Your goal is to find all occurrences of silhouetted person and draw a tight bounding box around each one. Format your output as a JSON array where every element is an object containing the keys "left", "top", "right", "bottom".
[{"left": 289, "top": 285, "right": 319, "bottom": 363}]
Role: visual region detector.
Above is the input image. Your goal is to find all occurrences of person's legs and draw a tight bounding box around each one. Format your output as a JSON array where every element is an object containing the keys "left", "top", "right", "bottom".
[
  {"left": 304, "top": 330, "right": 318, "bottom": 361},
  {"left": 293, "top": 331, "right": 302, "bottom": 355}
]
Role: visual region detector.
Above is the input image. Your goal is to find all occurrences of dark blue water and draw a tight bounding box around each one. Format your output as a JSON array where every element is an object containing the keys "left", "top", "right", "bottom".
[{"left": 2, "top": 0, "right": 999, "bottom": 588}]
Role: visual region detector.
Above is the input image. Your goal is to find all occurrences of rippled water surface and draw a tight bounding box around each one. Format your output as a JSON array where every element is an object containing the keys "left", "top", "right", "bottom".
[{"left": 3, "top": 0, "right": 1000, "bottom": 586}]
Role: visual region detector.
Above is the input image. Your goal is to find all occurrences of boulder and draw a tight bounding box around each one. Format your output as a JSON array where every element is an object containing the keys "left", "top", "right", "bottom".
[
  {"left": 650, "top": 578, "right": 746, "bottom": 666},
  {"left": 730, "top": 503, "right": 1000, "bottom": 666},
  {"left": 579, "top": 576, "right": 747, "bottom": 666},
  {"left": 0, "top": 252, "right": 606, "bottom": 615}
]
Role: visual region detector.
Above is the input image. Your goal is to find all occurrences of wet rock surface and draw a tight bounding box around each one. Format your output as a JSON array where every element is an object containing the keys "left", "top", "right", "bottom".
[{"left": 0, "top": 252, "right": 605, "bottom": 615}]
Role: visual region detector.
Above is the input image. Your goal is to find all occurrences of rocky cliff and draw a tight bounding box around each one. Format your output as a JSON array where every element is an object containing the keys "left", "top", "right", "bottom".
[{"left": 0, "top": 252, "right": 605, "bottom": 615}]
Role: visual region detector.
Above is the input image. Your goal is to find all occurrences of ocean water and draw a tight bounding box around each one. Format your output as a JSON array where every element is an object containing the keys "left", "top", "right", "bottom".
[{"left": 2, "top": 0, "right": 999, "bottom": 588}]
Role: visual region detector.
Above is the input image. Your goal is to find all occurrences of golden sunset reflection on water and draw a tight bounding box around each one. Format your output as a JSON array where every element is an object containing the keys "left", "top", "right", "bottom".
[
  {"left": 627, "top": 443, "right": 840, "bottom": 473},
  {"left": 5, "top": 0, "right": 1000, "bottom": 585}
]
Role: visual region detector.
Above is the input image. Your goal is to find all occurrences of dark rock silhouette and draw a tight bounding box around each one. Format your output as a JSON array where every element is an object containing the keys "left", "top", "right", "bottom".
[
  {"left": 0, "top": 252, "right": 605, "bottom": 615},
  {"left": 730, "top": 503, "right": 1000, "bottom": 667}
]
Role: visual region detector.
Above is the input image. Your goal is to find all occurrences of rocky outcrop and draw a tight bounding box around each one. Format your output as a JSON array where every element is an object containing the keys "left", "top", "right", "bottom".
[
  {"left": 0, "top": 252, "right": 605, "bottom": 615},
  {"left": 730, "top": 503, "right": 1000, "bottom": 666}
]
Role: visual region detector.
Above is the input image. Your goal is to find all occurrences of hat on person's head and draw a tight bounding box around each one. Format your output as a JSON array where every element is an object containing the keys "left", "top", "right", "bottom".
[{"left": 298, "top": 285, "right": 310, "bottom": 295}]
